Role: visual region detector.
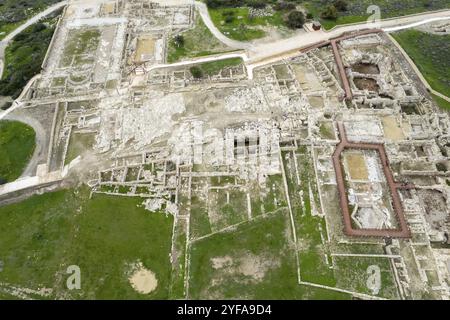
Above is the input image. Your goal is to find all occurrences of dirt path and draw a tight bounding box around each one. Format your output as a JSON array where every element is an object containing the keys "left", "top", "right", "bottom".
[{"left": 3, "top": 112, "right": 47, "bottom": 178}]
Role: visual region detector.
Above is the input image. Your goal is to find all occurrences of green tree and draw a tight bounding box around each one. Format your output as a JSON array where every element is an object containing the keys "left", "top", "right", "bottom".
[{"left": 286, "top": 10, "right": 305, "bottom": 29}]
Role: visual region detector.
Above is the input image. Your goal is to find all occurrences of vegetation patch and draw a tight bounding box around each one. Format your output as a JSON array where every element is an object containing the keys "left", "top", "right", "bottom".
[
  {"left": 0, "top": 0, "right": 60, "bottom": 40},
  {"left": 282, "top": 147, "right": 336, "bottom": 286},
  {"left": 0, "top": 120, "right": 36, "bottom": 184},
  {"left": 190, "top": 57, "right": 243, "bottom": 78},
  {"left": 0, "top": 14, "right": 59, "bottom": 98},
  {"left": 0, "top": 187, "right": 174, "bottom": 299},
  {"left": 167, "top": 16, "right": 234, "bottom": 63},
  {"left": 432, "top": 94, "right": 450, "bottom": 111},
  {"left": 208, "top": 189, "right": 248, "bottom": 231},
  {"left": 333, "top": 256, "right": 399, "bottom": 299},
  {"left": 208, "top": 6, "right": 281, "bottom": 41},
  {"left": 302, "top": 0, "right": 450, "bottom": 30},
  {"left": 188, "top": 210, "right": 350, "bottom": 299},
  {"left": 392, "top": 30, "right": 450, "bottom": 98}
]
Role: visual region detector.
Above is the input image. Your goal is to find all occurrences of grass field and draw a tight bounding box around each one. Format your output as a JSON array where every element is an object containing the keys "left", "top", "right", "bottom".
[
  {"left": 0, "top": 120, "right": 36, "bottom": 184},
  {"left": 167, "top": 16, "right": 234, "bottom": 63},
  {"left": 392, "top": 30, "right": 450, "bottom": 99},
  {"left": 188, "top": 209, "right": 350, "bottom": 299},
  {"left": 303, "top": 0, "right": 450, "bottom": 30},
  {"left": 208, "top": 7, "right": 285, "bottom": 41},
  {"left": 0, "top": 187, "right": 174, "bottom": 299},
  {"left": 281, "top": 146, "right": 400, "bottom": 297},
  {"left": 333, "top": 256, "right": 399, "bottom": 299},
  {"left": 191, "top": 57, "right": 243, "bottom": 77},
  {"left": 190, "top": 58, "right": 246, "bottom": 78}
]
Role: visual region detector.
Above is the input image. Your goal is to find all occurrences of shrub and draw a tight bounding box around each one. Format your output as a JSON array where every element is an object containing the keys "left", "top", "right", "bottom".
[
  {"left": 436, "top": 163, "right": 447, "bottom": 172},
  {"left": 222, "top": 10, "right": 235, "bottom": 17},
  {"left": 274, "top": 2, "right": 296, "bottom": 11},
  {"left": 190, "top": 66, "right": 203, "bottom": 79},
  {"left": 224, "top": 15, "right": 234, "bottom": 23},
  {"left": 222, "top": 10, "right": 235, "bottom": 23},
  {"left": 173, "top": 35, "right": 184, "bottom": 48},
  {"left": 286, "top": 10, "right": 305, "bottom": 29},
  {"left": 320, "top": 5, "right": 338, "bottom": 20}
]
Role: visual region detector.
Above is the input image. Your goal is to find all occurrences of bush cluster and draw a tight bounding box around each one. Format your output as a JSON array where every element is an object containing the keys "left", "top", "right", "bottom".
[{"left": 0, "top": 22, "right": 55, "bottom": 98}]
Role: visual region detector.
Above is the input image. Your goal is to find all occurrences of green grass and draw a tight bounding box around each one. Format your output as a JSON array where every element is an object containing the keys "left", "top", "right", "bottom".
[
  {"left": 60, "top": 29, "right": 101, "bottom": 67},
  {"left": 0, "top": 15, "right": 59, "bottom": 98},
  {"left": 0, "top": 187, "right": 174, "bottom": 299},
  {"left": 168, "top": 219, "right": 188, "bottom": 299},
  {"left": 280, "top": 147, "right": 402, "bottom": 297},
  {"left": 195, "top": 57, "right": 243, "bottom": 76},
  {"left": 0, "top": 22, "right": 21, "bottom": 40},
  {"left": 319, "top": 122, "right": 335, "bottom": 140},
  {"left": 392, "top": 30, "right": 449, "bottom": 99},
  {"left": 209, "top": 7, "right": 286, "bottom": 41},
  {"left": 188, "top": 209, "right": 350, "bottom": 299},
  {"left": 190, "top": 195, "right": 212, "bottom": 239},
  {"left": 303, "top": 0, "right": 450, "bottom": 30},
  {"left": 319, "top": 15, "right": 367, "bottom": 30},
  {"left": 432, "top": 94, "right": 450, "bottom": 111},
  {"left": 211, "top": 189, "right": 247, "bottom": 230},
  {"left": 167, "top": 16, "right": 235, "bottom": 63},
  {"left": 0, "top": 120, "right": 36, "bottom": 183}
]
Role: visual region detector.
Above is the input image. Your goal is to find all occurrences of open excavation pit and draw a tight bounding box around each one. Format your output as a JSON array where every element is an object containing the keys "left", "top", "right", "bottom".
[
  {"left": 353, "top": 77, "right": 380, "bottom": 93},
  {"left": 351, "top": 62, "right": 380, "bottom": 75}
]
